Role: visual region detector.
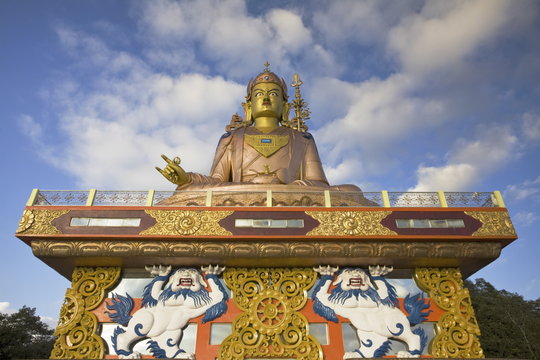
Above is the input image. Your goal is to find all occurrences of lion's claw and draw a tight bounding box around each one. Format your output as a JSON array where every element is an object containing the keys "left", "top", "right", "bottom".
[
  {"left": 201, "top": 264, "right": 225, "bottom": 275},
  {"left": 369, "top": 265, "right": 393, "bottom": 276},
  {"left": 145, "top": 264, "right": 172, "bottom": 277},
  {"left": 314, "top": 265, "right": 339, "bottom": 276}
]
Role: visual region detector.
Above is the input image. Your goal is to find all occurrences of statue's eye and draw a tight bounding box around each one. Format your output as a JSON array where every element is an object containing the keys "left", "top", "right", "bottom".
[
  {"left": 269, "top": 92, "right": 278, "bottom": 97},
  {"left": 255, "top": 92, "right": 264, "bottom": 97}
]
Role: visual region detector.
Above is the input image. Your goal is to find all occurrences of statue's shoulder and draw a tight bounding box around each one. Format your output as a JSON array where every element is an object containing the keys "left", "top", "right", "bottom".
[
  {"left": 292, "top": 128, "right": 315, "bottom": 141},
  {"left": 281, "top": 126, "right": 313, "bottom": 139},
  {"left": 218, "top": 127, "right": 245, "bottom": 144}
]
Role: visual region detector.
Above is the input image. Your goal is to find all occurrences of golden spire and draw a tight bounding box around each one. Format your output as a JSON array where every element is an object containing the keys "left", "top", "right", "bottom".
[{"left": 289, "top": 73, "right": 310, "bottom": 132}]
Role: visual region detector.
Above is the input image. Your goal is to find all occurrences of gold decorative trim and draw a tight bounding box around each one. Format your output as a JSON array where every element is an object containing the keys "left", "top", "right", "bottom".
[
  {"left": 140, "top": 210, "right": 233, "bottom": 236},
  {"left": 16, "top": 209, "right": 69, "bottom": 234},
  {"left": 306, "top": 210, "right": 396, "bottom": 236},
  {"left": 219, "top": 268, "right": 322, "bottom": 360},
  {"left": 414, "top": 268, "right": 484, "bottom": 358},
  {"left": 465, "top": 211, "right": 516, "bottom": 236},
  {"left": 31, "top": 240, "right": 502, "bottom": 260},
  {"left": 51, "top": 267, "right": 121, "bottom": 359}
]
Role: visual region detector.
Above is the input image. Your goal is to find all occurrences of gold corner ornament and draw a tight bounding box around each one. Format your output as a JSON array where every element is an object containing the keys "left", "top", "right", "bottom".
[
  {"left": 16, "top": 209, "right": 69, "bottom": 234},
  {"left": 219, "top": 268, "right": 323, "bottom": 360},
  {"left": 414, "top": 268, "right": 484, "bottom": 358},
  {"left": 51, "top": 267, "right": 121, "bottom": 359},
  {"left": 306, "top": 210, "right": 396, "bottom": 236},
  {"left": 465, "top": 211, "right": 516, "bottom": 236},
  {"left": 140, "top": 209, "right": 233, "bottom": 236}
]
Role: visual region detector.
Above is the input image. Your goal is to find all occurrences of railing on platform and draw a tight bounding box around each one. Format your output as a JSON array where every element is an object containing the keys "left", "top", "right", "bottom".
[{"left": 27, "top": 189, "right": 506, "bottom": 208}]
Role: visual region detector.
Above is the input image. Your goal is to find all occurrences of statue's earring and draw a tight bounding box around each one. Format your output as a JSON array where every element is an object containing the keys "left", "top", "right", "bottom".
[
  {"left": 243, "top": 102, "right": 253, "bottom": 126},
  {"left": 282, "top": 102, "right": 290, "bottom": 123}
]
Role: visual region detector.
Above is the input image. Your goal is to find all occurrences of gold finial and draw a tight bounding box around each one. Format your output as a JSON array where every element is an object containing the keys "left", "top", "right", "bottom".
[
  {"left": 291, "top": 73, "right": 303, "bottom": 88},
  {"left": 263, "top": 61, "right": 270, "bottom": 72}
]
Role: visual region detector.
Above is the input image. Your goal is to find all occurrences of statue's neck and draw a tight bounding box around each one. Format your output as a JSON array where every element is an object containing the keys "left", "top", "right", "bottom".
[{"left": 253, "top": 117, "right": 279, "bottom": 133}]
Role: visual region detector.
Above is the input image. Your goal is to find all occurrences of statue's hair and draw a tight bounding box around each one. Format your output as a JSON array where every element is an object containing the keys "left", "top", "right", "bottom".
[{"left": 246, "top": 69, "right": 288, "bottom": 101}]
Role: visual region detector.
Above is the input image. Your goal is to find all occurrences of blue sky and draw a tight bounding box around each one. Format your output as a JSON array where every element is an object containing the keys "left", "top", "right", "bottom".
[{"left": 1, "top": 0, "right": 539, "bottom": 326}]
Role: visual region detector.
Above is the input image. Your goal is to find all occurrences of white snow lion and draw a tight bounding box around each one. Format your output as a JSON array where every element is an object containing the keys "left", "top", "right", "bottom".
[{"left": 107, "top": 265, "right": 228, "bottom": 359}]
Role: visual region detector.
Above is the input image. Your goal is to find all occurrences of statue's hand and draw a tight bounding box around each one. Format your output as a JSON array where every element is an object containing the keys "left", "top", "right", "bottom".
[{"left": 156, "top": 154, "right": 190, "bottom": 186}]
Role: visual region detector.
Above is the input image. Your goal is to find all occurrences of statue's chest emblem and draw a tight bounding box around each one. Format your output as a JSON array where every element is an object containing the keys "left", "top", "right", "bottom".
[{"left": 244, "top": 134, "right": 289, "bottom": 157}]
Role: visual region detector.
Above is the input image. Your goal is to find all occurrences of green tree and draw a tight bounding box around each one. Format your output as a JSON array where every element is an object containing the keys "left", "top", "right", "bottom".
[
  {"left": 0, "top": 306, "right": 55, "bottom": 359},
  {"left": 466, "top": 278, "right": 540, "bottom": 359}
]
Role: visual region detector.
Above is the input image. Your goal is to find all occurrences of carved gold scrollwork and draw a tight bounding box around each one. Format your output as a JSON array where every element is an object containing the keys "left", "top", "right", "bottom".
[
  {"left": 414, "top": 268, "right": 484, "bottom": 358},
  {"left": 306, "top": 210, "right": 396, "bottom": 236},
  {"left": 140, "top": 210, "right": 233, "bottom": 236},
  {"left": 51, "top": 267, "right": 121, "bottom": 359},
  {"left": 219, "top": 268, "right": 323, "bottom": 360},
  {"left": 465, "top": 211, "right": 516, "bottom": 236},
  {"left": 16, "top": 209, "right": 69, "bottom": 234}
]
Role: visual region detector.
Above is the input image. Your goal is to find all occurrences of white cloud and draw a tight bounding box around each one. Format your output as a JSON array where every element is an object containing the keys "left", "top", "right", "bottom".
[
  {"left": 324, "top": 158, "right": 366, "bottom": 187},
  {"left": 266, "top": 9, "right": 313, "bottom": 53},
  {"left": 314, "top": 73, "right": 446, "bottom": 171},
  {"left": 30, "top": 29, "right": 246, "bottom": 190},
  {"left": 50, "top": 73, "right": 245, "bottom": 189},
  {"left": 412, "top": 164, "right": 478, "bottom": 192},
  {"left": 514, "top": 211, "right": 538, "bottom": 226},
  {"left": 40, "top": 315, "right": 58, "bottom": 329},
  {"left": 0, "top": 302, "right": 14, "bottom": 314},
  {"left": 522, "top": 112, "right": 540, "bottom": 142},
  {"left": 505, "top": 176, "right": 540, "bottom": 202},
  {"left": 411, "top": 126, "right": 518, "bottom": 191},
  {"left": 18, "top": 115, "right": 43, "bottom": 142},
  {"left": 137, "top": 0, "right": 334, "bottom": 78},
  {"left": 388, "top": 0, "right": 511, "bottom": 75},
  {"left": 313, "top": 0, "right": 409, "bottom": 46}
]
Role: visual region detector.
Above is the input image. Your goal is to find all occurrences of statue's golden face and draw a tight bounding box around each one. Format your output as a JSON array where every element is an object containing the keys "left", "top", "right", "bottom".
[{"left": 250, "top": 83, "right": 284, "bottom": 119}]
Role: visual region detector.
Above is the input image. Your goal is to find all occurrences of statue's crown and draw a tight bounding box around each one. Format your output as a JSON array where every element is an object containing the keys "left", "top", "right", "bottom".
[{"left": 246, "top": 63, "right": 288, "bottom": 100}]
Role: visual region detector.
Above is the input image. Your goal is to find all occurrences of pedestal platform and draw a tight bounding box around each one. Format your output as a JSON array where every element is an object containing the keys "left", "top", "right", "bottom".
[{"left": 15, "top": 189, "right": 516, "bottom": 359}]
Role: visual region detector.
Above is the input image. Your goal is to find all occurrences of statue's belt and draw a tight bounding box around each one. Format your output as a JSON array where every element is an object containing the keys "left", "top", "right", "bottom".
[{"left": 244, "top": 134, "right": 289, "bottom": 157}]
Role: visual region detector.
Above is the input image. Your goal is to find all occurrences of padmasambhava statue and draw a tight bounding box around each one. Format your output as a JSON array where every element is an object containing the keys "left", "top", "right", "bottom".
[{"left": 157, "top": 65, "right": 362, "bottom": 205}]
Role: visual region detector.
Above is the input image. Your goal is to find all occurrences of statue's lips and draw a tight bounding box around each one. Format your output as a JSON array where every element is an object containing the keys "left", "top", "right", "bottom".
[
  {"left": 177, "top": 278, "right": 193, "bottom": 286},
  {"left": 262, "top": 100, "right": 271, "bottom": 106},
  {"left": 348, "top": 278, "right": 364, "bottom": 287}
]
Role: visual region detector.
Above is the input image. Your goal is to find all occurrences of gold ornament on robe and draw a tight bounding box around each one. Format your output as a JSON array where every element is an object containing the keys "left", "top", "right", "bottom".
[{"left": 244, "top": 133, "right": 289, "bottom": 157}]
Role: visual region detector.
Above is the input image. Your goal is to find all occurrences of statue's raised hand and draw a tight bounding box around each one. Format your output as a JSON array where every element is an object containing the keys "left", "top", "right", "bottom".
[{"left": 156, "top": 154, "right": 190, "bottom": 186}]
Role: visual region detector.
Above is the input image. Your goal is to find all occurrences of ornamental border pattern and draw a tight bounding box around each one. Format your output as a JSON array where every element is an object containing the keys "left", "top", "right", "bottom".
[
  {"left": 50, "top": 267, "right": 121, "bottom": 359},
  {"left": 140, "top": 209, "right": 233, "bottom": 236},
  {"left": 414, "top": 267, "right": 484, "bottom": 358},
  {"left": 465, "top": 211, "right": 516, "bottom": 236},
  {"left": 31, "top": 240, "right": 502, "bottom": 259},
  {"left": 306, "top": 210, "right": 396, "bottom": 236}
]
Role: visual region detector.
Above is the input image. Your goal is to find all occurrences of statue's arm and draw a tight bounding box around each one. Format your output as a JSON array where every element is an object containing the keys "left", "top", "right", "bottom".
[
  {"left": 292, "top": 134, "right": 329, "bottom": 186},
  {"left": 157, "top": 132, "right": 235, "bottom": 189},
  {"left": 209, "top": 132, "right": 235, "bottom": 182},
  {"left": 175, "top": 133, "right": 234, "bottom": 189}
]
